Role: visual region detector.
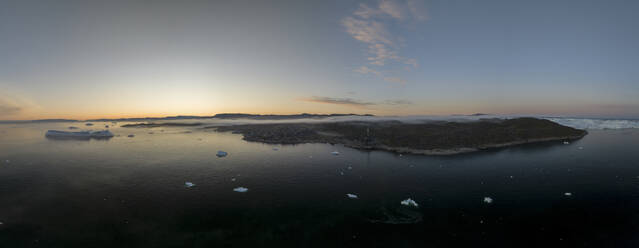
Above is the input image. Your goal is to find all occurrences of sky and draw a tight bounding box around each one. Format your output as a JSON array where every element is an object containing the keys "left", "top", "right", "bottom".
[{"left": 1, "top": 0, "right": 638, "bottom": 120}]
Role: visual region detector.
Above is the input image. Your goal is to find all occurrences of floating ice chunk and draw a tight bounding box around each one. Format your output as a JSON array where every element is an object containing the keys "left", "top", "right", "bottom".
[
  {"left": 564, "top": 192, "right": 572, "bottom": 196},
  {"left": 185, "top": 182, "right": 196, "bottom": 188},
  {"left": 483, "top": 197, "right": 493, "bottom": 204},
  {"left": 331, "top": 151, "right": 340, "bottom": 156},
  {"left": 347, "top": 194, "right": 358, "bottom": 199},
  {"left": 563, "top": 141, "right": 570, "bottom": 145},
  {"left": 231, "top": 178, "right": 236, "bottom": 182},
  {"left": 233, "top": 187, "right": 248, "bottom": 192},
  {"left": 216, "top": 151, "right": 228, "bottom": 157},
  {"left": 401, "top": 198, "right": 419, "bottom": 207}
]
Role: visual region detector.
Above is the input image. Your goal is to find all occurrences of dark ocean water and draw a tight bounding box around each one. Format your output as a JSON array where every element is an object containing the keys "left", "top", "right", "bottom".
[{"left": 1, "top": 122, "right": 639, "bottom": 247}]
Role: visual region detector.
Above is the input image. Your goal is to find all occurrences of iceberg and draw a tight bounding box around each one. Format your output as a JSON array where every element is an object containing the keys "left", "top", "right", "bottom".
[
  {"left": 331, "top": 151, "right": 340, "bottom": 156},
  {"left": 564, "top": 192, "right": 572, "bottom": 196},
  {"left": 185, "top": 182, "right": 196, "bottom": 188},
  {"left": 347, "top": 193, "right": 358, "bottom": 199},
  {"left": 233, "top": 187, "right": 248, "bottom": 192},
  {"left": 401, "top": 198, "right": 419, "bottom": 207},
  {"left": 483, "top": 197, "right": 493, "bottom": 204},
  {"left": 216, "top": 151, "right": 228, "bottom": 157},
  {"left": 45, "top": 130, "right": 114, "bottom": 140}
]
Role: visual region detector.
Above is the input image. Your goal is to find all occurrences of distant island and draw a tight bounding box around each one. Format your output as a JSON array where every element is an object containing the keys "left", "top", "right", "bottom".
[
  {"left": 212, "top": 118, "right": 587, "bottom": 155},
  {"left": 0, "top": 113, "right": 374, "bottom": 123}
]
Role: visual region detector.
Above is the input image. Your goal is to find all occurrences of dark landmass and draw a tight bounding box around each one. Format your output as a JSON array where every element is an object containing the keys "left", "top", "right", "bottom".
[
  {"left": 88, "top": 115, "right": 214, "bottom": 122},
  {"left": 212, "top": 113, "right": 374, "bottom": 120},
  {"left": 0, "top": 119, "right": 78, "bottom": 124},
  {"left": 214, "top": 118, "right": 587, "bottom": 155},
  {"left": 121, "top": 122, "right": 204, "bottom": 128},
  {"left": 1, "top": 113, "right": 373, "bottom": 123}
]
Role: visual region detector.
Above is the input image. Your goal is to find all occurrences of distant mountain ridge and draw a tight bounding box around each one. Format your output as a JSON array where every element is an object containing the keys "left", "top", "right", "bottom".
[{"left": 0, "top": 113, "right": 373, "bottom": 123}]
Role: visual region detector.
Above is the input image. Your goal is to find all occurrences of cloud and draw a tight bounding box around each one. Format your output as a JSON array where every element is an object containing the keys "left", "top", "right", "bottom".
[
  {"left": 407, "top": 0, "right": 428, "bottom": 21},
  {"left": 354, "top": 66, "right": 381, "bottom": 76},
  {"left": 302, "top": 96, "right": 375, "bottom": 107},
  {"left": 342, "top": 17, "right": 394, "bottom": 46},
  {"left": 0, "top": 95, "right": 25, "bottom": 117},
  {"left": 379, "top": 0, "right": 407, "bottom": 19},
  {"left": 343, "top": 0, "right": 427, "bottom": 84},
  {"left": 382, "top": 99, "right": 412, "bottom": 105},
  {"left": 301, "top": 96, "right": 412, "bottom": 107},
  {"left": 383, "top": 77, "right": 407, "bottom": 84},
  {"left": 0, "top": 91, "right": 40, "bottom": 119},
  {"left": 0, "top": 102, "right": 22, "bottom": 116}
]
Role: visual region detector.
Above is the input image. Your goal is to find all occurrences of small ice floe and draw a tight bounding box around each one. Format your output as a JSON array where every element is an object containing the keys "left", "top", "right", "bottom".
[
  {"left": 347, "top": 194, "right": 358, "bottom": 199},
  {"left": 483, "top": 197, "right": 493, "bottom": 204},
  {"left": 85, "top": 123, "right": 94, "bottom": 126},
  {"left": 231, "top": 178, "right": 236, "bottom": 182},
  {"left": 233, "top": 187, "right": 248, "bottom": 193},
  {"left": 331, "top": 151, "right": 340, "bottom": 156},
  {"left": 127, "top": 134, "right": 135, "bottom": 138},
  {"left": 185, "top": 182, "right": 196, "bottom": 188},
  {"left": 216, "top": 151, "right": 228, "bottom": 157},
  {"left": 401, "top": 198, "right": 419, "bottom": 207},
  {"left": 564, "top": 192, "right": 572, "bottom": 196},
  {"left": 563, "top": 141, "right": 570, "bottom": 145}
]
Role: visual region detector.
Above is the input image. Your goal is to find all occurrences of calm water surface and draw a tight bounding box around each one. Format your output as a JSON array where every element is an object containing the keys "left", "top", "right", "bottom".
[{"left": 1, "top": 122, "right": 639, "bottom": 247}]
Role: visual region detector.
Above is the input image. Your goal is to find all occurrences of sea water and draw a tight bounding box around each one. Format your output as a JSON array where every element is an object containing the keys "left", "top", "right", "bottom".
[{"left": 1, "top": 120, "right": 639, "bottom": 247}]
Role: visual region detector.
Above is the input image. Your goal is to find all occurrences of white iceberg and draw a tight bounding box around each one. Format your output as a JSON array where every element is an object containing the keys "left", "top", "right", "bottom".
[
  {"left": 564, "top": 192, "right": 572, "bottom": 196},
  {"left": 185, "top": 182, "right": 196, "bottom": 188},
  {"left": 233, "top": 187, "right": 248, "bottom": 192},
  {"left": 216, "top": 151, "right": 228, "bottom": 157},
  {"left": 483, "top": 197, "right": 493, "bottom": 204},
  {"left": 401, "top": 198, "right": 419, "bottom": 207},
  {"left": 563, "top": 141, "right": 570, "bottom": 145},
  {"left": 347, "top": 194, "right": 358, "bottom": 199},
  {"left": 331, "top": 151, "right": 340, "bottom": 156}
]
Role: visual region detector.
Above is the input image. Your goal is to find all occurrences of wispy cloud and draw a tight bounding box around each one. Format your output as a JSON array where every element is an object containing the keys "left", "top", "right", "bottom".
[
  {"left": 383, "top": 77, "right": 407, "bottom": 84},
  {"left": 344, "top": 0, "right": 427, "bottom": 83},
  {"left": 302, "top": 96, "right": 375, "bottom": 107},
  {"left": 301, "top": 96, "right": 412, "bottom": 107},
  {"left": 0, "top": 90, "right": 39, "bottom": 119}
]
